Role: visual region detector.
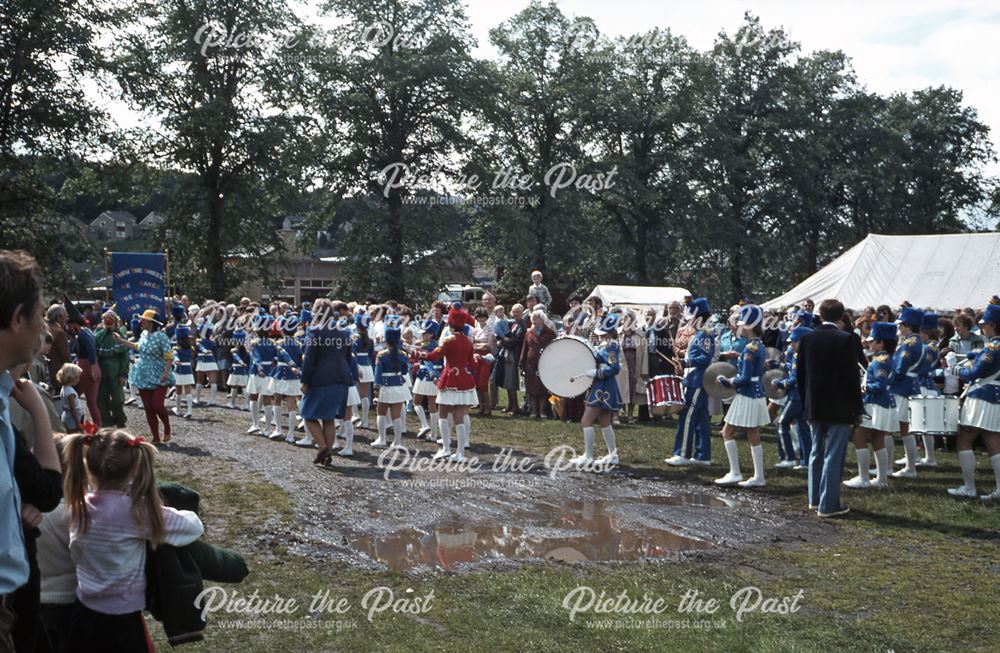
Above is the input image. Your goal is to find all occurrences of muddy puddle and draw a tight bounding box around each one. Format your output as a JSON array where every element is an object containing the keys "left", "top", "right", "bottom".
[{"left": 348, "top": 494, "right": 742, "bottom": 571}]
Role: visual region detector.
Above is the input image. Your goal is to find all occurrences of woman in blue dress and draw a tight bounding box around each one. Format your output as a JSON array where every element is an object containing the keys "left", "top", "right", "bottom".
[
  {"left": 570, "top": 312, "right": 623, "bottom": 469},
  {"left": 299, "top": 299, "right": 357, "bottom": 465}
]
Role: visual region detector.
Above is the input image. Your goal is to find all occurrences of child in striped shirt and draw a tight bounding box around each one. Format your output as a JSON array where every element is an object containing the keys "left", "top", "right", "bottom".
[{"left": 63, "top": 429, "right": 204, "bottom": 652}]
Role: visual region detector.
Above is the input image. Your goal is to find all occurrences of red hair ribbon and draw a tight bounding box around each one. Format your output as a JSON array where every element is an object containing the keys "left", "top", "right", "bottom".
[
  {"left": 81, "top": 421, "right": 98, "bottom": 435},
  {"left": 82, "top": 435, "right": 94, "bottom": 445},
  {"left": 126, "top": 437, "right": 145, "bottom": 448}
]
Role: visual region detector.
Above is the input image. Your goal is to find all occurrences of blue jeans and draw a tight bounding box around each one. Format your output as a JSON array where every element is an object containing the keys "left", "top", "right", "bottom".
[
  {"left": 807, "top": 421, "right": 851, "bottom": 513},
  {"left": 673, "top": 385, "right": 711, "bottom": 461},
  {"left": 779, "top": 398, "right": 812, "bottom": 464}
]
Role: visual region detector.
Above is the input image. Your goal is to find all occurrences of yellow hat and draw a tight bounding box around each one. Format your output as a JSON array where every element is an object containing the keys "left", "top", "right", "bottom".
[{"left": 135, "top": 309, "right": 163, "bottom": 325}]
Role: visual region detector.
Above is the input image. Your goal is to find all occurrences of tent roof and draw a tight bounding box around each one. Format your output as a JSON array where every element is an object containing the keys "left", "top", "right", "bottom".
[
  {"left": 588, "top": 284, "right": 690, "bottom": 310},
  {"left": 762, "top": 232, "right": 1000, "bottom": 311}
]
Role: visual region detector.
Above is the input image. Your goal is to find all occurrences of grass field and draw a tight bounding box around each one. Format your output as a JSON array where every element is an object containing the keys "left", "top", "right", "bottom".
[{"left": 150, "top": 408, "right": 1000, "bottom": 653}]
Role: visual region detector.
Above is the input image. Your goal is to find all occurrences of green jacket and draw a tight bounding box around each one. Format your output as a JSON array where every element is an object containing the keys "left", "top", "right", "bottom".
[
  {"left": 146, "top": 483, "right": 250, "bottom": 646},
  {"left": 95, "top": 326, "right": 131, "bottom": 378}
]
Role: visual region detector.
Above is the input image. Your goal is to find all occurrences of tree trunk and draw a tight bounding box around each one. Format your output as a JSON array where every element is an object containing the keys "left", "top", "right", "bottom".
[
  {"left": 204, "top": 163, "right": 226, "bottom": 299},
  {"left": 635, "top": 219, "right": 648, "bottom": 284},
  {"left": 386, "top": 192, "right": 406, "bottom": 300}
]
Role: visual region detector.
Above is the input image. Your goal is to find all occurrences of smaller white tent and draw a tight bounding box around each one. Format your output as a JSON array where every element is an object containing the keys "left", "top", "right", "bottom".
[
  {"left": 763, "top": 232, "right": 1000, "bottom": 311},
  {"left": 588, "top": 284, "right": 690, "bottom": 312}
]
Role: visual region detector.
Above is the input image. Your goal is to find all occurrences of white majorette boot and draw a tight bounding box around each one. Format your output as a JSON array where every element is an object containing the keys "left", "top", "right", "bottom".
[
  {"left": 979, "top": 453, "right": 1000, "bottom": 501},
  {"left": 738, "top": 444, "right": 766, "bottom": 488},
  {"left": 339, "top": 421, "right": 355, "bottom": 456},
  {"left": 450, "top": 423, "right": 467, "bottom": 463},
  {"left": 917, "top": 434, "right": 937, "bottom": 466},
  {"left": 715, "top": 440, "right": 743, "bottom": 485},
  {"left": 871, "top": 447, "right": 889, "bottom": 489},
  {"left": 594, "top": 425, "right": 618, "bottom": 467},
  {"left": 247, "top": 400, "right": 260, "bottom": 434},
  {"left": 434, "top": 417, "right": 451, "bottom": 460},
  {"left": 947, "top": 450, "right": 977, "bottom": 498},
  {"left": 844, "top": 446, "right": 871, "bottom": 489},
  {"left": 569, "top": 427, "right": 595, "bottom": 466},
  {"left": 892, "top": 434, "right": 919, "bottom": 478},
  {"left": 391, "top": 418, "right": 405, "bottom": 450},
  {"left": 372, "top": 415, "right": 388, "bottom": 448}
]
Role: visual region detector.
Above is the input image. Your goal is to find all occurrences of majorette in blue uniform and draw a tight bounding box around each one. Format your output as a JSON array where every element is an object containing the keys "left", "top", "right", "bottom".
[
  {"left": 949, "top": 303, "right": 1000, "bottom": 499},
  {"left": 666, "top": 297, "right": 714, "bottom": 467},
  {"left": 890, "top": 306, "right": 924, "bottom": 477},
  {"left": 246, "top": 313, "right": 277, "bottom": 435},
  {"left": 917, "top": 312, "right": 941, "bottom": 396},
  {"left": 773, "top": 326, "right": 813, "bottom": 468},
  {"left": 715, "top": 304, "right": 769, "bottom": 488},
  {"left": 372, "top": 323, "right": 413, "bottom": 449},
  {"left": 914, "top": 311, "right": 943, "bottom": 467},
  {"left": 570, "top": 312, "right": 622, "bottom": 469},
  {"left": 193, "top": 321, "right": 219, "bottom": 405},
  {"left": 350, "top": 312, "right": 375, "bottom": 429},
  {"left": 411, "top": 319, "right": 443, "bottom": 440},
  {"left": 844, "top": 321, "right": 899, "bottom": 490},
  {"left": 226, "top": 332, "right": 250, "bottom": 410},
  {"left": 172, "top": 322, "right": 196, "bottom": 418},
  {"left": 266, "top": 319, "right": 303, "bottom": 442}
]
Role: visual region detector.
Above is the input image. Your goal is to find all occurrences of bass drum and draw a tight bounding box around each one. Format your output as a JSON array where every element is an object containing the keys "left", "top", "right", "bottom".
[{"left": 538, "top": 336, "right": 598, "bottom": 398}]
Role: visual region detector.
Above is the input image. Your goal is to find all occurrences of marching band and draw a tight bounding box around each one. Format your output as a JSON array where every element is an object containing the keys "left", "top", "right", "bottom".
[{"left": 105, "top": 291, "right": 1000, "bottom": 502}]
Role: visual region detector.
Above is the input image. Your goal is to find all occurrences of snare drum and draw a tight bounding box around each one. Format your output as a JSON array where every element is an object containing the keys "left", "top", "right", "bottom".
[
  {"left": 646, "top": 375, "right": 685, "bottom": 415},
  {"left": 538, "top": 336, "right": 598, "bottom": 398},
  {"left": 908, "top": 396, "right": 960, "bottom": 435}
]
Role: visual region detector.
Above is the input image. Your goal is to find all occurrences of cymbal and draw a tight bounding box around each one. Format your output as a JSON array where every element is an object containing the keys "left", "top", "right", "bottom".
[
  {"left": 764, "top": 346, "right": 782, "bottom": 362},
  {"left": 763, "top": 368, "right": 788, "bottom": 400},
  {"left": 703, "top": 362, "right": 737, "bottom": 400}
]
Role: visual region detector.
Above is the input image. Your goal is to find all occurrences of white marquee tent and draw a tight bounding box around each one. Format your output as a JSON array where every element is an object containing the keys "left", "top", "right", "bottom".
[
  {"left": 587, "top": 284, "right": 691, "bottom": 311},
  {"left": 762, "top": 232, "right": 1000, "bottom": 311}
]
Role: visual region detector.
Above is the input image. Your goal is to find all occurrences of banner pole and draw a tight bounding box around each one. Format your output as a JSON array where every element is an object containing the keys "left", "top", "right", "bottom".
[
  {"left": 164, "top": 249, "right": 171, "bottom": 305},
  {"left": 103, "top": 248, "right": 111, "bottom": 305}
]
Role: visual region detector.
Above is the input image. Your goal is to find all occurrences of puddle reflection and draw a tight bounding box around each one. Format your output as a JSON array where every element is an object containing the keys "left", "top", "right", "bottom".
[{"left": 352, "top": 494, "right": 735, "bottom": 570}]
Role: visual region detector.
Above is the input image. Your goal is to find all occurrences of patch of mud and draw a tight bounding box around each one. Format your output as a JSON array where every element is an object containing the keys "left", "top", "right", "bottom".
[{"left": 137, "top": 405, "right": 799, "bottom": 573}]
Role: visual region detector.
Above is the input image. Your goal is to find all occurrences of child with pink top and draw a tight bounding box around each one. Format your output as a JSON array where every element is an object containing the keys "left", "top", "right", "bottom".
[{"left": 62, "top": 429, "right": 203, "bottom": 652}]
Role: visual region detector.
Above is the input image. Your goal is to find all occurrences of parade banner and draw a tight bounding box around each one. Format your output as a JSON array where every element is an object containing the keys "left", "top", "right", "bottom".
[{"left": 110, "top": 252, "right": 167, "bottom": 320}]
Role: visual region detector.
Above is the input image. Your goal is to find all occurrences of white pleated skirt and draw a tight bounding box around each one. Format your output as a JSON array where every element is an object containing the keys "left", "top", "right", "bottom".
[
  {"left": 174, "top": 373, "right": 195, "bottom": 387},
  {"left": 246, "top": 375, "right": 274, "bottom": 396},
  {"left": 378, "top": 385, "right": 412, "bottom": 404},
  {"left": 437, "top": 388, "right": 478, "bottom": 406},
  {"left": 862, "top": 403, "right": 899, "bottom": 433},
  {"left": 195, "top": 361, "right": 218, "bottom": 372},
  {"left": 357, "top": 365, "right": 374, "bottom": 383},
  {"left": 413, "top": 378, "right": 439, "bottom": 396},
  {"left": 724, "top": 394, "right": 771, "bottom": 428},
  {"left": 275, "top": 379, "right": 301, "bottom": 396},
  {"left": 227, "top": 373, "right": 249, "bottom": 387},
  {"left": 960, "top": 397, "right": 1000, "bottom": 432},
  {"left": 347, "top": 385, "right": 361, "bottom": 406},
  {"left": 893, "top": 394, "right": 910, "bottom": 423}
]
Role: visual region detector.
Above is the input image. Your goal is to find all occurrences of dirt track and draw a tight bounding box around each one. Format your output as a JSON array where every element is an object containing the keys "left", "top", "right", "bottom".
[{"left": 131, "top": 404, "right": 822, "bottom": 573}]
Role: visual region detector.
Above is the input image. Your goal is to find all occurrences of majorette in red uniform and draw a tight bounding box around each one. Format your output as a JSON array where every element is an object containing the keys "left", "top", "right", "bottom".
[{"left": 416, "top": 307, "right": 478, "bottom": 462}]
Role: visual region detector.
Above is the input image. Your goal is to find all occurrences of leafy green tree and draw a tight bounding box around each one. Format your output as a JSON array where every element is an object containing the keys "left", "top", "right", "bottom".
[
  {"left": 304, "top": 0, "right": 482, "bottom": 301},
  {"left": 109, "top": 0, "right": 312, "bottom": 299},
  {"left": 0, "top": 0, "right": 116, "bottom": 291}
]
